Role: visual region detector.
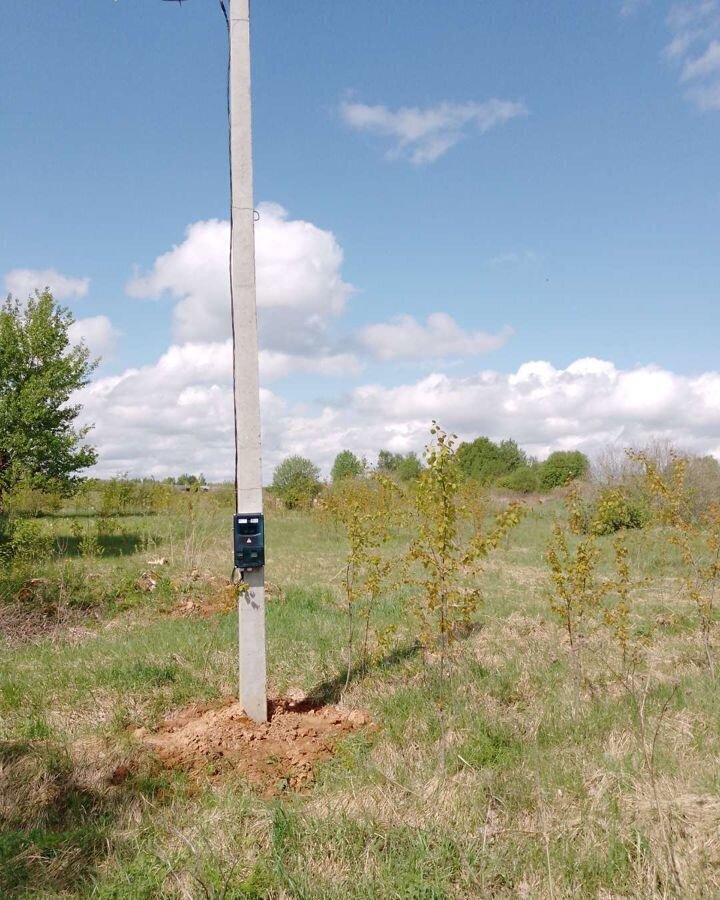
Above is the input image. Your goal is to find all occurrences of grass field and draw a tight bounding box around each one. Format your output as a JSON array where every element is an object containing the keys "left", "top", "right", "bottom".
[{"left": 1, "top": 486, "right": 719, "bottom": 899}]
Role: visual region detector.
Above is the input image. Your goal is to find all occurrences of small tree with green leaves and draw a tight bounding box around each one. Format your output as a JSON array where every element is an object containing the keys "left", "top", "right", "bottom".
[
  {"left": 407, "top": 423, "right": 524, "bottom": 769},
  {"left": 0, "top": 291, "right": 97, "bottom": 512},
  {"left": 408, "top": 423, "right": 524, "bottom": 675},
  {"left": 547, "top": 526, "right": 606, "bottom": 658},
  {"left": 547, "top": 513, "right": 645, "bottom": 708},
  {"left": 271, "top": 455, "right": 322, "bottom": 510},
  {"left": 631, "top": 450, "right": 720, "bottom": 677},
  {"left": 324, "top": 475, "right": 405, "bottom": 687},
  {"left": 330, "top": 450, "right": 365, "bottom": 483}
]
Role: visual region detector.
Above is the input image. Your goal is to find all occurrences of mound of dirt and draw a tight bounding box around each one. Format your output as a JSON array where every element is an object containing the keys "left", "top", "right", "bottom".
[
  {"left": 139, "top": 697, "right": 370, "bottom": 794},
  {"left": 171, "top": 580, "right": 283, "bottom": 618}
]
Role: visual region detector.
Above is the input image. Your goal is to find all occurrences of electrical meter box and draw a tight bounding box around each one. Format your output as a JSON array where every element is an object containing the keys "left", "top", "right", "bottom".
[{"left": 233, "top": 513, "right": 265, "bottom": 570}]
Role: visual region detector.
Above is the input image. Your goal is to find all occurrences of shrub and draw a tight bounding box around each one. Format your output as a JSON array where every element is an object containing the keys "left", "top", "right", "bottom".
[
  {"left": 590, "top": 488, "right": 648, "bottom": 535},
  {"left": 497, "top": 465, "right": 539, "bottom": 494},
  {"left": 271, "top": 456, "right": 322, "bottom": 510},
  {"left": 3, "top": 518, "right": 53, "bottom": 566},
  {"left": 538, "top": 450, "right": 589, "bottom": 490}
]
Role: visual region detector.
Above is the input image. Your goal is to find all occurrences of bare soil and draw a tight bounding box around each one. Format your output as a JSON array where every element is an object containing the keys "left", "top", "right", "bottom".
[
  {"left": 170, "top": 579, "right": 282, "bottom": 618},
  {"left": 138, "top": 696, "right": 370, "bottom": 795}
]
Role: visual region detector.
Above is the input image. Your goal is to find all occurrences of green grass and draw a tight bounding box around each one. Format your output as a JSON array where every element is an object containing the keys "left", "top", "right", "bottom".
[{"left": 1, "top": 488, "right": 720, "bottom": 897}]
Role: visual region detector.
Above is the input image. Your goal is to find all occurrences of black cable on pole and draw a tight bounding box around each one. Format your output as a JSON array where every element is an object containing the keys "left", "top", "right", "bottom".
[{"left": 220, "top": 0, "right": 238, "bottom": 519}]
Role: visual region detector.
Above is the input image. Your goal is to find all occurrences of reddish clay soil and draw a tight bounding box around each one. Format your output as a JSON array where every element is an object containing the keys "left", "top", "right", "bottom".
[
  {"left": 137, "top": 697, "right": 370, "bottom": 794},
  {"left": 171, "top": 580, "right": 282, "bottom": 618},
  {"left": 171, "top": 594, "right": 234, "bottom": 618}
]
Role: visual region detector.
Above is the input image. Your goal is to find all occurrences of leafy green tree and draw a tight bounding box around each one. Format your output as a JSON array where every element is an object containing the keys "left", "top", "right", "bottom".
[
  {"left": 271, "top": 455, "right": 322, "bottom": 509},
  {"left": 376, "top": 449, "right": 423, "bottom": 482},
  {"left": 538, "top": 450, "right": 589, "bottom": 490},
  {"left": 457, "top": 436, "right": 527, "bottom": 484},
  {"left": 0, "top": 291, "right": 97, "bottom": 510},
  {"left": 331, "top": 450, "right": 365, "bottom": 482}
]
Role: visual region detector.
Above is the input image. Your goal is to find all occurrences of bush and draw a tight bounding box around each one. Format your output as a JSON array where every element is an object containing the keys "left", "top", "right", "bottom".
[
  {"left": 538, "top": 451, "right": 589, "bottom": 490},
  {"left": 589, "top": 488, "right": 648, "bottom": 535},
  {"left": 2, "top": 517, "right": 53, "bottom": 566},
  {"left": 497, "top": 465, "right": 539, "bottom": 494},
  {"left": 271, "top": 456, "right": 322, "bottom": 509}
]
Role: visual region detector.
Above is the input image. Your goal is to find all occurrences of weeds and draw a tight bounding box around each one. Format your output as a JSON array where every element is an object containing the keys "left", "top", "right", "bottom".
[{"left": 632, "top": 450, "right": 720, "bottom": 677}]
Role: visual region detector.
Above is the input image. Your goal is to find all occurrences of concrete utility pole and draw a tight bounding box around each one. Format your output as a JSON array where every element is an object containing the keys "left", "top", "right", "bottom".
[
  {"left": 229, "top": 0, "right": 267, "bottom": 722},
  {"left": 160, "top": 0, "right": 266, "bottom": 721}
]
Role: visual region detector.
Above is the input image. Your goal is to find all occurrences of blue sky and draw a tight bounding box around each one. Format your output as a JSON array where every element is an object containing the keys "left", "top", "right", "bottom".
[{"left": 2, "top": 0, "right": 719, "bottom": 478}]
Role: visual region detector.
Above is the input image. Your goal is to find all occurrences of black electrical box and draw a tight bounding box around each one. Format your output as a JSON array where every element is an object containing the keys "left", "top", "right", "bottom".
[{"left": 233, "top": 513, "right": 265, "bottom": 570}]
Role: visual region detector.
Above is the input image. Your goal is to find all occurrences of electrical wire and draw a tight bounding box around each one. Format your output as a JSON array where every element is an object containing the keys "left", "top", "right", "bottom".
[
  {"left": 220, "top": 0, "right": 238, "bottom": 520},
  {"left": 220, "top": 1, "right": 244, "bottom": 584}
]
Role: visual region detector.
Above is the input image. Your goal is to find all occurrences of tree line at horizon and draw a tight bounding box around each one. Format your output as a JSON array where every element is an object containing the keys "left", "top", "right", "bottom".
[{"left": 269, "top": 441, "right": 591, "bottom": 510}]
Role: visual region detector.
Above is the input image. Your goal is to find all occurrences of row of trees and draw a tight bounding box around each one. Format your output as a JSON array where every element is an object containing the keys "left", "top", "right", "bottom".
[
  {"left": 271, "top": 449, "right": 424, "bottom": 509},
  {"left": 456, "top": 437, "right": 589, "bottom": 492},
  {"left": 270, "top": 439, "right": 591, "bottom": 509}
]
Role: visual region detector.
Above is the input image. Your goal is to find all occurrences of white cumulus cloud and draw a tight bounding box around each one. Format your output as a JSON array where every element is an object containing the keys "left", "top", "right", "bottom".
[
  {"left": 358, "top": 314, "right": 512, "bottom": 361},
  {"left": 339, "top": 99, "right": 528, "bottom": 164},
  {"left": 68, "top": 315, "right": 120, "bottom": 362},
  {"left": 4, "top": 268, "right": 90, "bottom": 301},
  {"left": 124, "top": 207, "right": 509, "bottom": 377},
  {"left": 259, "top": 350, "right": 362, "bottom": 381},
  {"left": 76, "top": 350, "right": 720, "bottom": 481},
  {"left": 126, "top": 203, "right": 353, "bottom": 350}
]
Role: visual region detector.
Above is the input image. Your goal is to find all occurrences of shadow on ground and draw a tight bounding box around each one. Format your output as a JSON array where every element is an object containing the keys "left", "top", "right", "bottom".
[
  {"left": 52, "top": 533, "right": 148, "bottom": 558},
  {"left": 307, "top": 641, "right": 422, "bottom": 706},
  {"left": 0, "top": 738, "right": 177, "bottom": 898}
]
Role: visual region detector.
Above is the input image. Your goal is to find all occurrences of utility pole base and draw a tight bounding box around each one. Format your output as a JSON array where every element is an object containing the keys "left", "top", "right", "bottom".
[{"left": 238, "top": 567, "right": 267, "bottom": 722}]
